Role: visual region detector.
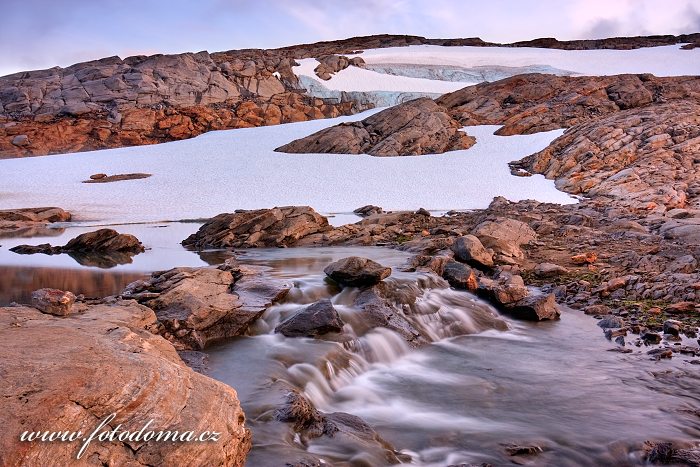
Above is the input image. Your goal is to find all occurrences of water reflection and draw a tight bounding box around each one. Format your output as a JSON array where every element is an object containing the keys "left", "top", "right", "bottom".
[{"left": 0, "top": 265, "right": 146, "bottom": 304}]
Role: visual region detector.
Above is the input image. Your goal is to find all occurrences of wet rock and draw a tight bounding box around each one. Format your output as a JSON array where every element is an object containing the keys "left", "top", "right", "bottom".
[
  {"left": 123, "top": 265, "right": 291, "bottom": 349},
  {"left": 663, "top": 319, "right": 683, "bottom": 337},
  {"left": 642, "top": 331, "right": 663, "bottom": 344},
  {"left": 442, "top": 260, "right": 478, "bottom": 291},
  {"left": 30, "top": 288, "right": 77, "bottom": 316},
  {"left": 503, "top": 293, "right": 561, "bottom": 321},
  {"left": 451, "top": 234, "right": 494, "bottom": 268},
  {"left": 275, "top": 299, "right": 344, "bottom": 337},
  {"left": 182, "top": 206, "right": 331, "bottom": 249},
  {"left": 534, "top": 262, "right": 569, "bottom": 278},
  {"left": 352, "top": 283, "right": 424, "bottom": 345},
  {"left": 276, "top": 97, "right": 476, "bottom": 157},
  {"left": 353, "top": 205, "right": 383, "bottom": 217},
  {"left": 0, "top": 304, "right": 251, "bottom": 465},
  {"left": 324, "top": 256, "right": 391, "bottom": 287},
  {"left": 647, "top": 347, "right": 673, "bottom": 359},
  {"left": 275, "top": 391, "right": 406, "bottom": 464},
  {"left": 597, "top": 315, "right": 626, "bottom": 329},
  {"left": 503, "top": 443, "right": 545, "bottom": 456}
]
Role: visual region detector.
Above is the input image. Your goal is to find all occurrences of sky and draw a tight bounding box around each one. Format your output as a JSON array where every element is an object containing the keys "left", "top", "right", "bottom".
[{"left": 2, "top": 0, "right": 699, "bottom": 76}]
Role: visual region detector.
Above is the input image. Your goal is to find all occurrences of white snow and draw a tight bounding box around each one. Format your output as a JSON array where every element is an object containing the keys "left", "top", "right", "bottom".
[
  {"left": 0, "top": 109, "right": 575, "bottom": 226},
  {"left": 294, "top": 58, "right": 471, "bottom": 93},
  {"left": 294, "top": 45, "right": 700, "bottom": 94}
]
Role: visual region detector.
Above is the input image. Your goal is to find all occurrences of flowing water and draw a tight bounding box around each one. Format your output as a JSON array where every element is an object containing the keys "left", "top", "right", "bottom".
[
  {"left": 205, "top": 248, "right": 700, "bottom": 466},
  {"left": 1, "top": 230, "right": 699, "bottom": 466}
]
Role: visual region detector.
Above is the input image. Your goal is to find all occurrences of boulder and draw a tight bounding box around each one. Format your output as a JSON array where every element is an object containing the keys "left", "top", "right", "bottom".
[
  {"left": 123, "top": 265, "right": 291, "bottom": 350},
  {"left": 442, "top": 260, "right": 478, "bottom": 291},
  {"left": 275, "top": 98, "right": 476, "bottom": 157},
  {"left": 63, "top": 228, "right": 144, "bottom": 253},
  {"left": 451, "top": 234, "right": 494, "bottom": 268},
  {"left": 30, "top": 288, "right": 76, "bottom": 316},
  {"left": 472, "top": 218, "right": 536, "bottom": 260},
  {"left": 274, "top": 299, "right": 344, "bottom": 337},
  {"left": 0, "top": 303, "right": 251, "bottom": 465},
  {"left": 182, "top": 206, "right": 331, "bottom": 249},
  {"left": 534, "top": 262, "right": 569, "bottom": 277},
  {"left": 597, "top": 315, "right": 626, "bottom": 329},
  {"left": 324, "top": 256, "right": 391, "bottom": 287},
  {"left": 476, "top": 273, "right": 529, "bottom": 306},
  {"left": 503, "top": 293, "right": 561, "bottom": 321},
  {"left": 11, "top": 134, "right": 29, "bottom": 146}
]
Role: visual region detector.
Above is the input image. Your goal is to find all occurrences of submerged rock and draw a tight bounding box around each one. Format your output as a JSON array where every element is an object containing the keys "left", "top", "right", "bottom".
[
  {"left": 324, "top": 256, "right": 392, "bottom": 287},
  {"left": 275, "top": 299, "right": 344, "bottom": 337},
  {"left": 275, "top": 97, "right": 476, "bottom": 157}
]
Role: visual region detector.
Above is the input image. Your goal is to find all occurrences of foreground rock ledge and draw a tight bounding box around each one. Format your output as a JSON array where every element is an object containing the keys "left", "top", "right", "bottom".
[{"left": 0, "top": 302, "right": 251, "bottom": 465}]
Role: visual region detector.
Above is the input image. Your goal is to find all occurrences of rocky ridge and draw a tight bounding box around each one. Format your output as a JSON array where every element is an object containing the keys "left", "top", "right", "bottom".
[{"left": 275, "top": 97, "right": 475, "bottom": 156}]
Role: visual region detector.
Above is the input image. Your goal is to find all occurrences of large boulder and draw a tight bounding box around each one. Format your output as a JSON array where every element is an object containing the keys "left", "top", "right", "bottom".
[
  {"left": 476, "top": 273, "right": 529, "bottom": 306},
  {"left": 275, "top": 97, "right": 476, "bottom": 157},
  {"left": 274, "top": 299, "right": 345, "bottom": 337},
  {"left": 182, "top": 206, "right": 331, "bottom": 249},
  {"left": 122, "top": 264, "right": 291, "bottom": 350},
  {"left": 451, "top": 234, "right": 494, "bottom": 268},
  {"left": 472, "top": 218, "right": 537, "bottom": 260},
  {"left": 0, "top": 303, "right": 251, "bottom": 465},
  {"left": 324, "top": 256, "right": 391, "bottom": 287}
]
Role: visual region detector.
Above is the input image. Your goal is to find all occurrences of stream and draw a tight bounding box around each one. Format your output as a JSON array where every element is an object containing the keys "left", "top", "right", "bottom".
[{"left": 1, "top": 228, "right": 699, "bottom": 466}]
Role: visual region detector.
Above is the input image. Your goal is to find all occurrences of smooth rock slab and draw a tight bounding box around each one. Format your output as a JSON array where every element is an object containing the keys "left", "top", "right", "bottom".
[{"left": 0, "top": 303, "right": 251, "bottom": 465}]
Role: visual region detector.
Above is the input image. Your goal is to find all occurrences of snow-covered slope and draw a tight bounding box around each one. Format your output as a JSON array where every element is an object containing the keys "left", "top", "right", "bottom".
[
  {"left": 294, "top": 45, "right": 700, "bottom": 97},
  {"left": 0, "top": 109, "right": 574, "bottom": 225}
]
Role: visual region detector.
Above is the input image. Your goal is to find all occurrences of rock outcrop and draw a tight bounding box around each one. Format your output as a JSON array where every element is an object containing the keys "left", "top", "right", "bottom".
[
  {"left": 0, "top": 302, "right": 251, "bottom": 465},
  {"left": 11, "top": 228, "right": 145, "bottom": 267},
  {"left": 275, "top": 97, "right": 476, "bottom": 156},
  {"left": 121, "top": 262, "right": 291, "bottom": 350},
  {"left": 314, "top": 55, "right": 365, "bottom": 80},
  {"left": 182, "top": 206, "right": 331, "bottom": 249},
  {"left": 0, "top": 207, "right": 71, "bottom": 236},
  {"left": 514, "top": 101, "right": 700, "bottom": 211},
  {"left": 437, "top": 74, "right": 700, "bottom": 135}
]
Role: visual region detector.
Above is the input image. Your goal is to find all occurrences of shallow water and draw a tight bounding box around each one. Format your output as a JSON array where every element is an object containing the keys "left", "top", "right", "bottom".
[{"left": 204, "top": 247, "right": 700, "bottom": 466}]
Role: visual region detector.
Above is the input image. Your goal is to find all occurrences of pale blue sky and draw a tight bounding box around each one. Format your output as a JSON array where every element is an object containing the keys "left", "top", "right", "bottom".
[{"left": 2, "top": 0, "right": 699, "bottom": 76}]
